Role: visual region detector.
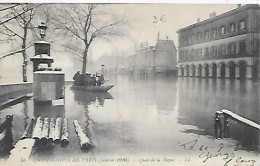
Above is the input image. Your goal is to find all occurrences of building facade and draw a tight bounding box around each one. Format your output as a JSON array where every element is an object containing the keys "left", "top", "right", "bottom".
[
  {"left": 177, "top": 4, "right": 260, "bottom": 79},
  {"left": 128, "top": 39, "right": 177, "bottom": 76}
]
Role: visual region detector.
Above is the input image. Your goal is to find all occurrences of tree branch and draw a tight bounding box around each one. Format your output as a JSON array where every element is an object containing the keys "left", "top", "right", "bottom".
[
  {"left": 0, "top": 4, "right": 40, "bottom": 25},
  {"left": 2, "top": 24, "right": 24, "bottom": 39},
  {"left": 0, "top": 4, "right": 20, "bottom": 12},
  {"left": 0, "top": 44, "right": 33, "bottom": 60}
]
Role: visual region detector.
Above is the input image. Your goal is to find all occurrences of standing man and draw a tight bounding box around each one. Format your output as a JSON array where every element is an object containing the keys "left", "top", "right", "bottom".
[
  {"left": 223, "top": 115, "right": 230, "bottom": 138},
  {"left": 214, "top": 112, "right": 222, "bottom": 139},
  {"left": 73, "top": 71, "right": 81, "bottom": 86}
]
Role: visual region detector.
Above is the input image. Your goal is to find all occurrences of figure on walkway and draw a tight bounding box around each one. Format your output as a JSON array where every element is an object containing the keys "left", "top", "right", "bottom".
[
  {"left": 214, "top": 112, "right": 222, "bottom": 139},
  {"left": 223, "top": 115, "right": 230, "bottom": 138},
  {"left": 73, "top": 71, "right": 81, "bottom": 86},
  {"left": 0, "top": 115, "right": 14, "bottom": 158}
]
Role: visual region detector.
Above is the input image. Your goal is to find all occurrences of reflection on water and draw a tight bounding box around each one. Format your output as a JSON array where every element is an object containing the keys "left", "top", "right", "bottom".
[
  {"left": 177, "top": 78, "right": 259, "bottom": 151},
  {"left": 0, "top": 75, "right": 259, "bottom": 159}
]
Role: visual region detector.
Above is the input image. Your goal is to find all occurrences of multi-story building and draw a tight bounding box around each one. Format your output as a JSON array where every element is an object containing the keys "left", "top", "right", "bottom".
[
  {"left": 129, "top": 39, "right": 177, "bottom": 75},
  {"left": 177, "top": 4, "right": 260, "bottom": 79}
]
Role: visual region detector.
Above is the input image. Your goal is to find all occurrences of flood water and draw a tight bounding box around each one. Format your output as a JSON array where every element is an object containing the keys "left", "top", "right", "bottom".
[{"left": 0, "top": 75, "right": 259, "bottom": 164}]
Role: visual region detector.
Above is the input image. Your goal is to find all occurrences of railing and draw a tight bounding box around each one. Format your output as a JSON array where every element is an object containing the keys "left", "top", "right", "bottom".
[{"left": 0, "top": 82, "right": 32, "bottom": 103}]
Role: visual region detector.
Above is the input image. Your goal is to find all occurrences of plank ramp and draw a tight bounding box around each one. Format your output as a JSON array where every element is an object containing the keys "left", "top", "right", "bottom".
[
  {"left": 221, "top": 109, "right": 260, "bottom": 130},
  {"left": 7, "top": 139, "right": 35, "bottom": 162}
]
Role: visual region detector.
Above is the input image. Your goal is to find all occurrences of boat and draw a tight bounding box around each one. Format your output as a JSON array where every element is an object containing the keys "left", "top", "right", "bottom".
[{"left": 71, "top": 85, "right": 114, "bottom": 92}]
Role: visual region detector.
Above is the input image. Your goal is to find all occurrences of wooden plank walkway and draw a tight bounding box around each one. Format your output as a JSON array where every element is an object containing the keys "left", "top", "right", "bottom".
[{"left": 220, "top": 109, "right": 260, "bottom": 130}]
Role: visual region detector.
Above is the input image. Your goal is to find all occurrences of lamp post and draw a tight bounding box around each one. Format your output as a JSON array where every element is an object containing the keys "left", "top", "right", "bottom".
[
  {"left": 31, "top": 22, "right": 53, "bottom": 72},
  {"left": 38, "top": 22, "right": 48, "bottom": 40},
  {"left": 101, "top": 64, "right": 105, "bottom": 75}
]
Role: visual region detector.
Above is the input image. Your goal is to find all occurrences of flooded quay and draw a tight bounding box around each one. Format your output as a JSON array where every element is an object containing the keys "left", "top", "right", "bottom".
[{"left": 0, "top": 75, "right": 259, "bottom": 166}]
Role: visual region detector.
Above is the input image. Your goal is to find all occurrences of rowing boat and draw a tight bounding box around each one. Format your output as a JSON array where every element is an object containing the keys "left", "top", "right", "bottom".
[{"left": 71, "top": 85, "right": 114, "bottom": 92}]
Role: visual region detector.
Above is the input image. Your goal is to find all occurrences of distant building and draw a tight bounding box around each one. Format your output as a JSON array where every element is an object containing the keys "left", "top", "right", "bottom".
[
  {"left": 177, "top": 4, "right": 260, "bottom": 79},
  {"left": 128, "top": 39, "right": 177, "bottom": 76}
]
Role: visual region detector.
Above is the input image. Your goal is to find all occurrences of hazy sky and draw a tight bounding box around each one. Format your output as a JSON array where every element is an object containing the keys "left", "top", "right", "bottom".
[
  {"left": 0, "top": 4, "right": 239, "bottom": 83},
  {"left": 90, "top": 4, "right": 237, "bottom": 60}
]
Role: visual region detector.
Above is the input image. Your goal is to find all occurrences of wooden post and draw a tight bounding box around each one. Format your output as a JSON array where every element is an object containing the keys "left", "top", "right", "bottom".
[
  {"left": 21, "top": 117, "right": 35, "bottom": 140},
  {"left": 41, "top": 117, "right": 49, "bottom": 141},
  {"left": 32, "top": 116, "right": 43, "bottom": 139},
  {"left": 54, "top": 117, "right": 62, "bottom": 143},
  {"left": 61, "top": 118, "right": 69, "bottom": 145},
  {"left": 48, "top": 118, "right": 55, "bottom": 142},
  {"left": 73, "top": 120, "right": 92, "bottom": 149}
]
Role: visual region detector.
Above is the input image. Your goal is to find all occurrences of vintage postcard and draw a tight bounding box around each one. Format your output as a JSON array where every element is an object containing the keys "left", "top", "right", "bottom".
[{"left": 0, "top": 2, "right": 259, "bottom": 166}]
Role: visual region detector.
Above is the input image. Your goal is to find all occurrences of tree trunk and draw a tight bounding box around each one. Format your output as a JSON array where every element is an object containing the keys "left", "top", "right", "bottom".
[
  {"left": 22, "top": 51, "right": 28, "bottom": 82},
  {"left": 82, "top": 44, "right": 89, "bottom": 74},
  {"left": 22, "top": 28, "right": 28, "bottom": 82}
]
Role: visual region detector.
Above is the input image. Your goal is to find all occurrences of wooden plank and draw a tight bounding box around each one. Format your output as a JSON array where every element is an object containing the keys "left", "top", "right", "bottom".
[
  {"left": 21, "top": 117, "right": 35, "bottom": 140},
  {"left": 221, "top": 109, "right": 260, "bottom": 130}
]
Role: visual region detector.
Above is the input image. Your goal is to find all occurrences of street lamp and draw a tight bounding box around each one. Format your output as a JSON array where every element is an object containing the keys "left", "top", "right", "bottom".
[
  {"left": 38, "top": 22, "right": 48, "bottom": 39},
  {"left": 101, "top": 64, "right": 105, "bottom": 75}
]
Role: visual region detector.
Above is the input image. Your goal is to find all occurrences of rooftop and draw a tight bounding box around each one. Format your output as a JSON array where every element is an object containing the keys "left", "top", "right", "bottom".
[{"left": 177, "top": 4, "right": 260, "bottom": 33}]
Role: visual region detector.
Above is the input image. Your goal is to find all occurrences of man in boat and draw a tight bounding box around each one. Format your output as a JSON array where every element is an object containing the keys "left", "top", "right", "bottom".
[
  {"left": 84, "top": 73, "right": 91, "bottom": 86},
  {"left": 90, "top": 74, "right": 97, "bottom": 86},
  {"left": 78, "top": 73, "right": 86, "bottom": 86},
  {"left": 97, "top": 74, "right": 105, "bottom": 86},
  {"left": 73, "top": 71, "right": 81, "bottom": 86}
]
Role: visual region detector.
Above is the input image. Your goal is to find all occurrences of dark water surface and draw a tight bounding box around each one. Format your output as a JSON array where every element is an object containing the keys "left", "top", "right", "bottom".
[{"left": 0, "top": 76, "right": 259, "bottom": 158}]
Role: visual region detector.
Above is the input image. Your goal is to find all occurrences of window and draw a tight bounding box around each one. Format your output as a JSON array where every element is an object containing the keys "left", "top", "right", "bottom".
[
  {"left": 231, "top": 43, "right": 236, "bottom": 53},
  {"left": 220, "top": 26, "right": 226, "bottom": 35},
  {"left": 191, "top": 34, "right": 195, "bottom": 42},
  {"left": 214, "top": 46, "right": 218, "bottom": 55},
  {"left": 230, "top": 23, "right": 235, "bottom": 32},
  {"left": 220, "top": 45, "right": 226, "bottom": 55},
  {"left": 180, "top": 51, "right": 183, "bottom": 60},
  {"left": 239, "top": 40, "right": 246, "bottom": 53},
  {"left": 228, "top": 43, "right": 236, "bottom": 54},
  {"left": 204, "top": 30, "right": 209, "bottom": 39},
  {"left": 185, "top": 50, "right": 189, "bottom": 58},
  {"left": 198, "top": 32, "right": 202, "bottom": 41},
  {"left": 191, "top": 49, "right": 195, "bottom": 59},
  {"left": 181, "top": 38, "right": 185, "bottom": 45},
  {"left": 205, "top": 48, "right": 209, "bottom": 56},
  {"left": 239, "top": 20, "right": 245, "bottom": 30},
  {"left": 199, "top": 48, "right": 203, "bottom": 56},
  {"left": 212, "top": 29, "right": 217, "bottom": 38},
  {"left": 211, "top": 46, "right": 217, "bottom": 55}
]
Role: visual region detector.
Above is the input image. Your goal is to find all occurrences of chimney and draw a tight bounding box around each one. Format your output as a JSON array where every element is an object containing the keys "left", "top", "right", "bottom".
[
  {"left": 209, "top": 13, "right": 213, "bottom": 19},
  {"left": 197, "top": 17, "right": 200, "bottom": 23},
  {"left": 212, "top": 12, "right": 216, "bottom": 17},
  {"left": 238, "top": 4, "right": 241, "bottom": 8}
]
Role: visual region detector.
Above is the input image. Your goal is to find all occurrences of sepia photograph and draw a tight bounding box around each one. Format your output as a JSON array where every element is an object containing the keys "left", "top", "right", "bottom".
[{"left": 0, "top": 2, "right": 259, "bottom": 166}]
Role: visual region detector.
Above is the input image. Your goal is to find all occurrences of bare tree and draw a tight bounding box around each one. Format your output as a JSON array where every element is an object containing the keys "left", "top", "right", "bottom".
[
  {"left": 0, "top": 4, "right": 39, "bottom": 82},
  {"left": 51, "top": 4, "right": 128, "bottom": 74},
  {"left": 0, "top": 4, "right": 40, "bottom": 25}
]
